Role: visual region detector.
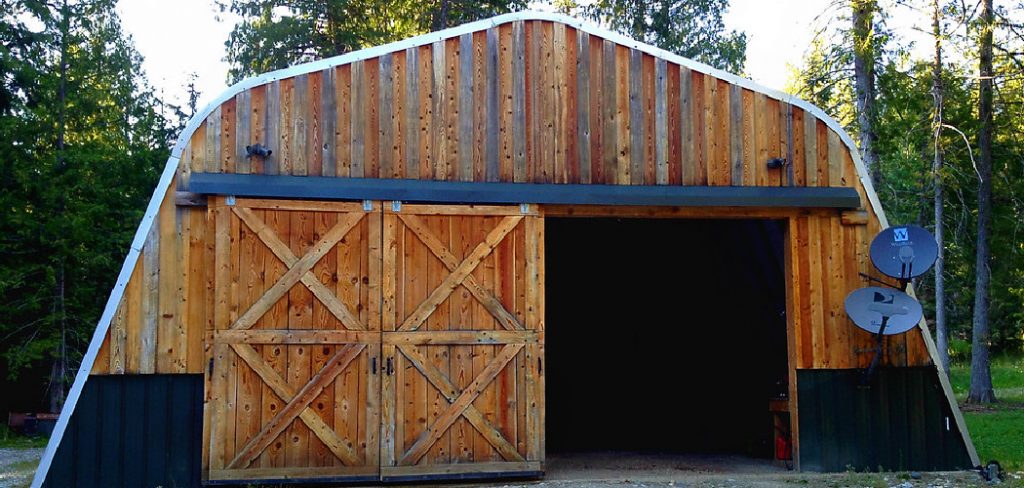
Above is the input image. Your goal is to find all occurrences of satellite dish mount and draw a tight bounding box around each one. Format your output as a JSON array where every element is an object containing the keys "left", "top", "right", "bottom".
[{"left": 846, "top": 225, "right": 937, "bottom": 384}]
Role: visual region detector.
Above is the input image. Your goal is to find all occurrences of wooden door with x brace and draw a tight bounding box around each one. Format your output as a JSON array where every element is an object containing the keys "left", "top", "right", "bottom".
[
  {"left": 205, "top": 198, "right": 382, "bottom": 483},
  {"left": 380, "top": 203, "right": 545, "bottom": 480},
  {"left": 205, "top": 199, "right": 544, "bottom": 483}
]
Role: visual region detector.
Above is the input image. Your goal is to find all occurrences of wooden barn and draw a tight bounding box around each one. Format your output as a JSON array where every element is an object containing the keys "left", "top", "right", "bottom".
[{"left": 33, "top": 11, "right": 978, "bottom": 487}]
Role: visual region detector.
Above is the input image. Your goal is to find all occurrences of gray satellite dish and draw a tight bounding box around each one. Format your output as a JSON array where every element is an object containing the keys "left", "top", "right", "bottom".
[
  {"left": 869, "top": 225, "right": 938, "bottom": 280},
  {"left": 844, "top": 286, "right": 923, "bottom": 335}
]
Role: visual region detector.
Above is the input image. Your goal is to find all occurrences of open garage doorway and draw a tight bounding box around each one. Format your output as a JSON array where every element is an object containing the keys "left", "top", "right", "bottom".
[{"left": 545, "top": 217, "right": 791, "bottom": 475}]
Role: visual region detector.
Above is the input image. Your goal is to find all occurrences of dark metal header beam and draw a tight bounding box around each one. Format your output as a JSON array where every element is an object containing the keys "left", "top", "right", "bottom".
[{"left": 189, "top": 173, "right": 862, "bottom": 208}]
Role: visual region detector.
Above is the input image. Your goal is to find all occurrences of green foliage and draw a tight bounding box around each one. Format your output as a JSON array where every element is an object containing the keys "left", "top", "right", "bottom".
[
  {"left": 790, "top": 1, "right": 1024, "bottom": 356},
  {"left": 0, "top": 425, "right": 48, "bottom": 448},
  {"left": 218, "top": 0, "right": 527, "bottom": 83},
  {"left": 582, "top": 0, "right": 747, "bottom": 73},
  {"left": 964, "top": 409, "right": 1024, "bottom": 471},
  {"left": 950, "top": 355, "right": 1024, "bottom": 403},
  {"left": 0, "top": 0, "right": 182, "bottom": 407},
  {"left": 952, "top": 356, "right": 1024, "bottom": 470}
]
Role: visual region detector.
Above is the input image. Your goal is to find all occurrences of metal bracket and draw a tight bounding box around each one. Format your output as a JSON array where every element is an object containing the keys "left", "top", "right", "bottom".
[
  {"left": 520, "top": 203, "right": 530, "bottom": 214},
  {"left": 392, "top": 201, "right": 402, "bottom": 212},
  {"left": 363, "top": 200, "right": 373, "bottom": 212},
  {"left": 225, "top": 195, "right": 236, "bottom": 206}
]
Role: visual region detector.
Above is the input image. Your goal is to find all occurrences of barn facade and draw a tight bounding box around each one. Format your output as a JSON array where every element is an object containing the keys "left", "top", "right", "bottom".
[{"left": 34, "top": 11, "right": 977, "bottom": 487}]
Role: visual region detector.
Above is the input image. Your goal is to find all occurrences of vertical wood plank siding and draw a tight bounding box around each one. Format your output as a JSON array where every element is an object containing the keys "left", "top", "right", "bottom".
[{"left": 87, "top": 19, "right": 933, "bottom": 377}]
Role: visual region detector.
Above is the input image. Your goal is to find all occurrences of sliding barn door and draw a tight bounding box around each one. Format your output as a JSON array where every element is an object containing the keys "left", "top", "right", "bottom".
[
  {"left": 380, "top": 203, "right": 545, "bottom": 480},
  {"left": 205, "top": 198, "right": 381, "bottom": 483}
]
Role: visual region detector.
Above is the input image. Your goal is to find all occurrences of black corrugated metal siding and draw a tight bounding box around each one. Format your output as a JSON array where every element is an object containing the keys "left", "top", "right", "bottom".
[
  {"left": 42, "top": 374, "right": 203, "bottom": 488},
  {"left": 797, "top": 367, "right": 973, "bottom": 472}
]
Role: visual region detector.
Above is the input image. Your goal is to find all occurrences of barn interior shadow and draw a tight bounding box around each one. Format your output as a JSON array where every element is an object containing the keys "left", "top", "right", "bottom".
[{"left": 545, "top": 217, "right": 789, "bottom": 474}]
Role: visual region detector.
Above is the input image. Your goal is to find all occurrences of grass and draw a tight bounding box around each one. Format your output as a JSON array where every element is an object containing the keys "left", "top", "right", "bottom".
[
  {"left": 0, "top": 425, "right": 49, "bottom": 449},
  {"left": 948, "top": 354, "right": 1024, "bottom": 472}
]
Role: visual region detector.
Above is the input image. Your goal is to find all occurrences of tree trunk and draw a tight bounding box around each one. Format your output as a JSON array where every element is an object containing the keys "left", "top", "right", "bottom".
[
  {"left": 932, "top": 0, "right": 949, "bottom": 373},
  {"left": 968, "top": 0, "right": 996, "bottom": 404},
  {"left": 48, "top": 0, "right": 70, "bottom": 412},
  {"left": 852, "top": 0, "right": 880, "bottom": 186}
]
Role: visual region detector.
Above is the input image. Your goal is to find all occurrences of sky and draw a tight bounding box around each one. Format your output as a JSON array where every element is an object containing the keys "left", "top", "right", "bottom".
[{"left": 116, "top": 0, "right": 934, "bottom": 112}]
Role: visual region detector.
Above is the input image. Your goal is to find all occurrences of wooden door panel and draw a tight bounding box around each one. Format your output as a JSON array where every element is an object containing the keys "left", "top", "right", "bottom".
[
  {"left": 381, "top": 204, "right": 544, "bottom": 480},
  {"left": 206, "top": 198, "right": 381, "bottom": 483}
]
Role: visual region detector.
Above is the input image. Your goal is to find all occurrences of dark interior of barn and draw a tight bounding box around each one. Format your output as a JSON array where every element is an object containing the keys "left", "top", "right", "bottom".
[{"left": 545, "top": 217, "right": 789, "bottom": 460}]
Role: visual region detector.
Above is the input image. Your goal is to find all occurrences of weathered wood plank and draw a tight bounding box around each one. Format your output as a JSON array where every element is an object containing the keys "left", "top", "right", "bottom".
[
  {"left": 140, "top": 211, "right": 160, "bottom": 374},
  {"left": 235, "top": 91, "right": 252, "bottom": 174},
  {"left": 804, "top": 111, "right": 817, "bottom": 187},
  {"left": 459, "top": 33, "right": 474, "bottom": 182},
  {"left": 602, "top": 40, "right": 617, "bottom": 184},
  {"left": 365, "top": 58, "right": 381, "bottom": 179},
  {"left": 576, "top": 31, "right": 591, "bottom": 184},
  {"left": 431, "top": 41, "right": 448, "bottom": 181},
  {"left": 206, "top": 106, "right": 221, "bottom": 173},
  {"left": 628, "top": 49, "right": 643, "bottom": 185},
  {"left": 679, "top": 66, "right": 693, "bottom": 184},
  {"left": 405, "top": 48, "right": 420, "bottom": 179},
  {"left": 221, "top": 99, "right": 235, "bottom": 173},
  {"left": 655, "top": 58, "right": 668, "bottom": 185},
  {"left": 321, "top": 68, "right": 336, "bottom": 177},
  {"left": 512, "top": 21, "right": 527, "bottom": 183},
  {"left": 563, "top": 25, "right": 578, "bottom": 184},
  {"left": 754, "top": 92, "right": 769, "bottom": 186},
  {"left": 487, "top": 28, "right": 501, "bottom": 182},
  {"left": 308, "top": 71, "right": 323, "bottom": 176},
  {"left": 498, "top": 24, "right": 514, "bottom": 182},
  {"left": 279, "top": 78, "right": 294, "bottom": 175},
  {"left": 444, "top": 39, "right": 459, "bottom": 181},
  {"left": 265, "top": 81, "right": 281, "bottom": 175},
  {"left": 538, "top": 21, "right": 555, "bottom": 183},
  {"left": 553, "top": 22, "right": 568, "bottom": 184},
  {"left": 417, "top": 46, "right": 432, "bottom": 180},
  {"left": 742, "top": 88, "right": 756, "bottom": 186},
  {"left": 642, "top": 54, "right": 655, "bottom": 185},
  {"left": 379, "top": 54, "right": 395, "bottom": 179},
  {"left": 791, "top": 107, "right": 805, "bottom": 186},
  {"left": 350, "top": 61, "right": 366, "bottom": 178},
  {"left": 156, "top": 183, "right": 183, "bottom": 373},
  {"left": 391, "top": 51, "right": 405, "bottom": 180},
  {"left": 729, "top": 84, "right": 743, "bottom": 186},
  {"left": 384, "top": 331, "right": 539, "bottom": 345},
  {"left": 828, "top": 130, "right": 843, "bottom": 186},
  {"left": 336, "top": 66, "right": 351, "bottom": 177}
]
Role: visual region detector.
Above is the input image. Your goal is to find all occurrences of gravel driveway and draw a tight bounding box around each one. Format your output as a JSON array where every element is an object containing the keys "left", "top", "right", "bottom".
[{"left": 0, "top": 448, "right": 41, "bottom": 488}]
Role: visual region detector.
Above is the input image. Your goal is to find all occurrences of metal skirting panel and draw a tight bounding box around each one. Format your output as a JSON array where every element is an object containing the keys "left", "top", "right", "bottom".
[
  {"left": 188, "top": 173, "right": 863, "bottom": 208},
  {"left": 797, "top": 367, "right": 973, "bottom": 472},
  {"left": 41, "top": 375, "right": 203, "bottom": 488}
]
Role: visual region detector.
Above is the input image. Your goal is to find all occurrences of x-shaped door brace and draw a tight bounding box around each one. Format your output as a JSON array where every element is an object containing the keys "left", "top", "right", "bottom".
[
  {"left": 230, "top": 207, "right": 367, "bottom": 331},
  {"left": 396, "top": 343, "right": 525, "bottom": 465},
  {"left": 397, "top": 214, "right": 525, "bottom": 332},
  {"left": 225, "top": 342, "right": 365, "bottom": 469}
]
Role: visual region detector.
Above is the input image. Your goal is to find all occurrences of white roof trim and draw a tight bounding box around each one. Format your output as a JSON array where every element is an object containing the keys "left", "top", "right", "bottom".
[
  {"left": 35, "top": 10, "right": 901, "bottom": 487},
  {"left": 167, "top": 10, "right": 889, "bottom": 227}
]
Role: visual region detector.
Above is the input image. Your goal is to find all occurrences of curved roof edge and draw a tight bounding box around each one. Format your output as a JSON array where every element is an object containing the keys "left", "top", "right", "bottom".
[
  {"left": 169, "top": 10, "right": 888, "bottom": 227},
  {"left": 32, "top": 11, "right": 909, "bottom": 487}
]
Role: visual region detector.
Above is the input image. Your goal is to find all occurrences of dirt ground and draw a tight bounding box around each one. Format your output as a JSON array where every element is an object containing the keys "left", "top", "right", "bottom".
[
  {"left": 2, "top": 448, "right": 1021, "bottom": 488},
  {"left": 0, "top": 448, "right": 42, "bottom": 488}
]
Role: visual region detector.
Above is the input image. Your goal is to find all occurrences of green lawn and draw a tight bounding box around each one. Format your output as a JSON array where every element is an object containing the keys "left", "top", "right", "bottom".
[
  {"left": 0, "top": 425, "right": 48, "bottom": 448},
  {"left": 948, "top": 355, "right": 1024, "bottom": 471}
]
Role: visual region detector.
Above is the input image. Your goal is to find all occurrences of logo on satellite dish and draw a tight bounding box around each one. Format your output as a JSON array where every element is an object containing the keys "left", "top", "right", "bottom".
[{"left": 893, "top": 227, "right": 909, "bottom": 242}]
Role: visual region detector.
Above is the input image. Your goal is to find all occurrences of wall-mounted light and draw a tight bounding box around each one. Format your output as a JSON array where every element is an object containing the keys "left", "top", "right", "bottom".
[{"left": 245, "top": 143, "right": 272, "bottom": 158}]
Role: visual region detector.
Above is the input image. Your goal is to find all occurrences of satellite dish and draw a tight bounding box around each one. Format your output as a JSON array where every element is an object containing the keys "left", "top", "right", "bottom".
[
  {"left": 869, "top": 225, "right": 938, "bottom": 280},
  {"left": 844, "top": 286, "right": 923, "bottom": 336}
]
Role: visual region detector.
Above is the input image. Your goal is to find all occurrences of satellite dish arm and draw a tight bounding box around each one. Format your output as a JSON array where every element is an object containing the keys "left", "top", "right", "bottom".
[{"left": 861, "top": 315, "right": 890, "bottom": 385}]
